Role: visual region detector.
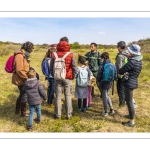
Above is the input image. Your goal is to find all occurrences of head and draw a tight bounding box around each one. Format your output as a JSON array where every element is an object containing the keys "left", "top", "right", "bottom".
[
  {"left": 27, "top": 70, "right": 36, "bottom": 78},
  {"left": 90, "top": 43, "right": 97, "bottom": 52},
  {"left": 46, "top": 44, "right": 57, "bottom": 58},
  {"left": 78, "top": 56, "right": 86, "bottom": 65},
  {"left": 60, "top": 36, "right": 69, "bottom": 43},
  {"left": 127, "top": 44, "right": 141, "bottom": 57},
  {"left": 117, "top": 41, "right": 126, "bottom": 52},
  {"left": 21, "top": 41, "right": 34, "bottom": 53},
  {"left": 101, "top": 52, "right": 109, "bottom": 61}
]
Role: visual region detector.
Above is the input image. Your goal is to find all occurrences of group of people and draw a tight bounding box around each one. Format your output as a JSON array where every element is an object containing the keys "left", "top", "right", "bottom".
[{"left": 11, "top": 37, "right": 142, "bottom": 131}]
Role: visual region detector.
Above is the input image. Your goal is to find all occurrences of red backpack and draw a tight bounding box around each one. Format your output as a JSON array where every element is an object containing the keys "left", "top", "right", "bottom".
[{"left": 5, "top": 53, "right": 22, "bottom": 73}]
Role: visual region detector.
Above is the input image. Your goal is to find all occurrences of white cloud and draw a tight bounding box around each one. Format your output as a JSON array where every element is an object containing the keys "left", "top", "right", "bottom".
[{"left": 98, "top": 31, "right": 105, "bottom": 35}]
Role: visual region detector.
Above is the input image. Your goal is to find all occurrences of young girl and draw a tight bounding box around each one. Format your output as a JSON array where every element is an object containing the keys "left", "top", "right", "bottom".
[
  {"left": 75, "top": 56, "right": 90, "bottom": 112},
  {"left": 42, "top": 44, "right": 56, "bottom": 107},
  {"left": 97, "top": 52, "right": 117, "bottom": 116}
]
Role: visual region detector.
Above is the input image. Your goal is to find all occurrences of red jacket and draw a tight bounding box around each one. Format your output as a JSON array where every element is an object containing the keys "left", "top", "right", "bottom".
[{"left": 52, "top": 41, "right": 73, "bottom": 79}]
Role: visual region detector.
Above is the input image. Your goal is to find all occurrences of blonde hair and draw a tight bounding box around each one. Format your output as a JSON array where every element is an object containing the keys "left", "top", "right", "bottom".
[{"left": 27, "top": 70, "right": 36, "bottom": 78}]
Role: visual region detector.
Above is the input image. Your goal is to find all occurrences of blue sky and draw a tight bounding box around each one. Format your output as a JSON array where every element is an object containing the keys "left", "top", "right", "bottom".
[{"left": 0, "top": 18, "right": 150, "bottom": 45}]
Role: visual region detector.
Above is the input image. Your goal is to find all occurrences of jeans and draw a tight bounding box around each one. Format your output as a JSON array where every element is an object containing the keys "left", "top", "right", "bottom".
[
  {"left": 28, "top": 104, "right": 41, "bottom": 127},
  {"left": 47, "top": 78, "right": 55, "bottom": 104}
]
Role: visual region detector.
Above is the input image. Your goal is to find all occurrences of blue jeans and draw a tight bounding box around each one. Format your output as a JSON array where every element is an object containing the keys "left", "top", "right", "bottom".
[
  {"left": 47, "top": 78, "right": 55, "bottom": 104},
  {"left": 28, "top": 104, "right": 41, "bottom": 127}
]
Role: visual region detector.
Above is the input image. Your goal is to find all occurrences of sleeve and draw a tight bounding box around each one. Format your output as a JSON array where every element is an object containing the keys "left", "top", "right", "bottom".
[
  {"left": 38, "top": 82, "right": 47, "bottom": 100},
  {"left": 115, "top": 55, "right": 124, "bottom": 74},
  {"left": 113, "top": 65, "right": 117, "bottom": 80},
  {"left": 97, "top": 51, "right": 102, "bottom": 66},
  {"left": 84, "top": 52, "right": 89, "bottom": 61},
  {"left": 15, "top": 54, "right": 28, "bottom": 81},
  {"left": 71, "top": 56, "right": 78, "bottom": 79},
  {"left": 96, "top": 64, "right": 103, "bottom": 83},
  {"left": 119, "top": 60, "right": 134, "bottom": 75}
]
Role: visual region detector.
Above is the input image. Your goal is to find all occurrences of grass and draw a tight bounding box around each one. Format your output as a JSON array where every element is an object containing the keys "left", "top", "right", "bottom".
[{"left": 0, "top": 47, "right": 150, "bottom": 132}]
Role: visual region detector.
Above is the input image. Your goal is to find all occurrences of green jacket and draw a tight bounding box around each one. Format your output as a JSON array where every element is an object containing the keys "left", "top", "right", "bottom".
[{"left": 84, "top": 50, "right": 101, "bottom": 77}]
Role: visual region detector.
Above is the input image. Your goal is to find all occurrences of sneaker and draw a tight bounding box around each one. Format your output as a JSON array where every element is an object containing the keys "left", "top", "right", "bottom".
[
  {"left": 81, "top": 107, "right": 86, "bottom": 112},
  {"left": 102, "top": 112, "right": 108, "bottom": 117},
  {"left": 49, "top": 104, "right": 54, "bottom": 108},
  {"left": 34, "top": 119, "right": 40, "bottom": 124},
  {"left": 133, "top": 103, "right": 138, "bottom": 108},
  {"left": 109, "top": 109, "right": 115, "bottom": 115},
  {"left": 27, "top": 126, "right": 32, "bottom": 131},
  {"left": 78, "top": 108, "right": 82, "bottom": 112},
  {"left": 119, "top": 100, "right": 125, "bottom": 107},
  {"left": 122, "top": 121, "right": 134, "bottom": 127},
  {"left": 53, "top": 114, "right": 61, "bottom": 120}
]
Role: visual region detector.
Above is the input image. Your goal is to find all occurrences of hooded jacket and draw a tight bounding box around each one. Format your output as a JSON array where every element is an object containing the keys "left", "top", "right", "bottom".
[
  {"left": 23, "top": 78, "right": 46, "bottom": 105},
  {"left": 12, "top": 50, "right": 29, "bottom": 86},
  {"left": 119, "top": 55, "right": 143, "bottom": 89},
  {"left": 50, "top": 41, "right": 78, "bottom": 79}
]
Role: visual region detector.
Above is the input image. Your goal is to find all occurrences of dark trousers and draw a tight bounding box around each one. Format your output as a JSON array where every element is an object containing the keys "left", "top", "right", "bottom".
[
  {"left": 78, "top": 98, "right": 87, "bottom": 109},
  {"left": 117, "top": 78, "right": 125, "bottom": 103},
  {"left": 47, "top": 78, "right": 55, "bottom": 104},
  {"left": 16, "top": 86, "right": 27, "bottom": 116},
  {"left": 124, "top": 87, "right": 135, "bottom": 120}
]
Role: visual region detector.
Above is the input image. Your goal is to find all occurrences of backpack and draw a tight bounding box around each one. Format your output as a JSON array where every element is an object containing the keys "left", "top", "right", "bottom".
[
  {"left": 102, "top": 63, "right": 115, "bottom": 82},
  {"left": 77, "top": 67, "right": 89, "bottom": 87},
  {"left": 53, "top": 52, "right": 70, "bottom": 80},
  {"left": 5, "top": 53, "right": 22, "bottom": 73},
  {"left": 41, "top": 58, "right": 51, "bottom": 77}
]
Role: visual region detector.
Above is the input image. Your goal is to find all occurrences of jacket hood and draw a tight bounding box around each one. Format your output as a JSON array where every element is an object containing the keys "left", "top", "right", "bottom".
[
  {"left": 57, "top": 41, "right": 70, "bottom": 52},
  {"left": 119, "top": 49, "right": 130, "bottom": 57},
  {"left": 130, "top": 55, "right": 143, "bottom": 61},
  {"left": 103, "top": 59, "right": 111, "bottom": 64},
  {"left": 25, "top": 78, "right": 38, "bottom": 89}
]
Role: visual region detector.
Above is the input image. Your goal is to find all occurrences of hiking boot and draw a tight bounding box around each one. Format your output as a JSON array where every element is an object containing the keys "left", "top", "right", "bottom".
[
  {"left": 122, "top": 121, "right": 134, "bottom": 127},
  {"left": 119, "top": 100, "right": 125, "bottom": 107},
  {"left": 53, "top": 114, "right": 61, "bottom": 120},
  {"left": 27, "top": 126, "right": 32, "bottom": 131},
  {"left": 102, "top": 112, "right": 108, "bottom": 117},
  {"left": 109, "top": 109, "right": 115, "bottom": 115},
  {"left": 34, "top": 119, "right": 40, "bottom": 124},
  {"left": 81, "top": 107, "right": 86, "bottom": 112},
  {"left": 20, "top": 113, "right": 29, "bottom": 117}
]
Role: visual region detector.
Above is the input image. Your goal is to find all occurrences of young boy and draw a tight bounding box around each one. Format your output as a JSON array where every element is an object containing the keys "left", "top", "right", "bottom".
[{"left": 23, "top": 70, "right": 46, "bottom": 131}]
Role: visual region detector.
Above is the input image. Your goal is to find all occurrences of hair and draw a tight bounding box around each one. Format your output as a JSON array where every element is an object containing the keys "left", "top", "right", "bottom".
[
  {"left": 117, "top": 41, "right": 126, "bottom": 49},
  {"left": 21, "top": 41, "right": 34, "bottom": 53},
  {"left": 27, "top": 70, "right": 36, "bottom": 78},
  {"left": 78, "top": 56, "right": 86, "bottom": 65},
  {"left": 101, "top": 52, "right": 109, "bottom": 60},
  {"left": 60, "top": 36, "right": 69, "bottom": 43},
  {"left": 90, "top": 42, "right": 97, "bottom": 47}
]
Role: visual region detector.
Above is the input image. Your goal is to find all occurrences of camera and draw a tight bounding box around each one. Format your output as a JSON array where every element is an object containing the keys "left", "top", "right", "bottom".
[{"left": 122, "top": 72, "right": 129, "bottom": 81}]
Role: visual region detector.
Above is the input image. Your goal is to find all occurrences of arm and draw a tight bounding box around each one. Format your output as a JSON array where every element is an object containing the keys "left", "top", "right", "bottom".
[
  {"left": 84, "top": 52, "right": 89, "bottom": 61},
  {"left": 71, "top": 56, "right": 78, "bottom": 79},
  {"left": 97, "top": 51, "right": 102, "bottom": 66},
  {"left": 115, "top": 55, "right": 124, "bottom": 74},
  {"left": 50, "top": 57, "right": 54, "bottom": 77},
  {"left": 38, "top": 82, "right": 47, "bottom": 100}
]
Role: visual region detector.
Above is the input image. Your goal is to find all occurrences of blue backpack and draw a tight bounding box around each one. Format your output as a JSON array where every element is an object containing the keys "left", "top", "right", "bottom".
[
  {"left": 77, "top": 67, "right": 89, "bottom": 87},
  {"left": 41, "top": 58, "right": 51, "bottom": 77},
  {"left": 102, "top": 63, "right": 115, "bottom": 82}
]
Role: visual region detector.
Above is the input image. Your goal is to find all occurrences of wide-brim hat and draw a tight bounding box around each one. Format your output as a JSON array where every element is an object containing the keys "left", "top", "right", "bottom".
[{"left": 127, "top": 44, "right": 141, "bottom": 55}]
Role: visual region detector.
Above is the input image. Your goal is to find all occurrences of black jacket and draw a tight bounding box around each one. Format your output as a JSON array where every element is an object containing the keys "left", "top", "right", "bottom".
[
  {"left": 24, "top": 78, "right": 46, "bottom": 105},
  {"left": 97, "top": 59, "right": 117, "bottom": 90},
  {"left": 119, "top": 55, "right": 143, "bottom": 89}
]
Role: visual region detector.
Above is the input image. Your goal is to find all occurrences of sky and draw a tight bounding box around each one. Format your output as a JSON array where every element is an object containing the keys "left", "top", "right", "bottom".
[{"left": 0, "top": 18, "right": 150, "bottom": 45}]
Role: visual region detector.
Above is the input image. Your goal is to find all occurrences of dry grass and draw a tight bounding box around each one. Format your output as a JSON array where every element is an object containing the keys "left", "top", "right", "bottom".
[{"left": 0, "top": 48, "right": 150, "bottom": 132}]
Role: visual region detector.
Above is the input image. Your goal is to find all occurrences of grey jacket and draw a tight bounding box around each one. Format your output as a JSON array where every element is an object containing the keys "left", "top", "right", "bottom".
[
  {"left": 115, "top": 49, "right": 130, "bottom": 76},
  {"left": 24, "top": 78, "right": 46, "bottom": 105}
]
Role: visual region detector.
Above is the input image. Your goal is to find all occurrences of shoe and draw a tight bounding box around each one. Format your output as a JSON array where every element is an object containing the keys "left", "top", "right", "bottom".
[
  {"left": 102, "top": 112, "right": 108, "bottom": 117},
  {"left": 133, "top": 103, "right": 138, "bottom": 108},
  {"left": 53, "top": 114, "right": 61, "bottom": 120},
  {"left": 78, "top": 108, "right": 81, "bottom": 112},
  {"left": 27, "top": 126, "right": 32, "bottom": 131},
  {"left": 122, "top": 121, "right": 134, "bottom": 127},
  {"left": 109, "top": 109, "right": 115, "bottom": 115},
  {"left": 81, "top": 107, "right": 86, "bottom": 112},
  {"left": 119, "top": 100, "right": 125, "bottom": 107},
  {"left": 34, "top": 119, "right": 40, "bottom": 124},
  {"left": 20, "top": 113, "right": 29, "bottom": 117},
  {"left": 49, "top": 104, "right": 54, "bottom": 108}
]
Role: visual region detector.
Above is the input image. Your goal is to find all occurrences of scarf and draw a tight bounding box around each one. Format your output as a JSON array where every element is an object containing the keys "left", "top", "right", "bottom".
[{"left": 20, "top": 48, "right": 31, "bottom": 63}]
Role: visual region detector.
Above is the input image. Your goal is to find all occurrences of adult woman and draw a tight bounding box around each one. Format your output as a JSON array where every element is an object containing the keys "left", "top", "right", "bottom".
[{"left": 12, "top": 41, "right": 34, "bottom": 117}]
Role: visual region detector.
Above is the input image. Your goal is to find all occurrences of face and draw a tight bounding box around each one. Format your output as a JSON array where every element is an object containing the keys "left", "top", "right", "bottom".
[
  {"left": 117, "top": 46, "right": 121, "bottom": 52},
  {"left": 50, "top": 47, "right": 56, "bottom": 52},
  {"left": 90, "top": 44, "right": 96, "bottom": 51}
]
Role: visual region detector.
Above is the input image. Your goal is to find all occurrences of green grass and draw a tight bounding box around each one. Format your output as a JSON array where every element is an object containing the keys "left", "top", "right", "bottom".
[{"left": 0, "top": 48, "right": 150, "bottom": 132}]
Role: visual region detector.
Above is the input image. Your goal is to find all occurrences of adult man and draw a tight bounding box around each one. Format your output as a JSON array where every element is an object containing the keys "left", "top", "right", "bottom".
[{"left": 50, "top": 36, "right": 78, "bottom": 120}]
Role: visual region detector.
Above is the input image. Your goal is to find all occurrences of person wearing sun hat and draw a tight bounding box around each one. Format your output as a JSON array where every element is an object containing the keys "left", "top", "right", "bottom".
[{"left": 119, "top": 44, "right": 143, "bottom": 127}]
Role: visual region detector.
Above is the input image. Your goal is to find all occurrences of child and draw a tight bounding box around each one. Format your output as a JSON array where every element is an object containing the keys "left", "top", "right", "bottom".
[
  {"left": 42, "top": 44, "right": 56, "bottom": 107},
  {"left": 75, "top": 56, "right": 90, "bottom": 112},
  {"left": 97, "top": 52, "right": 117, "bottom": 116},
  {"left": 23, "top": 70, "right": 46, "bottom": 131}
]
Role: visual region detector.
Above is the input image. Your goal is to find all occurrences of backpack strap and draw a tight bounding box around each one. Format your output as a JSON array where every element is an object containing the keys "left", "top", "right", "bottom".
[
  {"left": 53, "top": 52, "right": 58, "bottom": 59},
  {"left": 62, "top": 52, "right": 70, "bottom": 59}
]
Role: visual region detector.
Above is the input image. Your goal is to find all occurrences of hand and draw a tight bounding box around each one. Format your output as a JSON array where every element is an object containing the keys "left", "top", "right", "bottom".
[{"left": 78, "top": 52, "right": 81, "bottom": 56}]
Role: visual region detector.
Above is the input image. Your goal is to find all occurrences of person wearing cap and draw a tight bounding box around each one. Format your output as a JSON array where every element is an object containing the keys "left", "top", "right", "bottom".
[
  {"left": 119, "top": 44, "right": 143, "bottom": 127},
  {"left": 42, "top": 44, "right": 57, "bottom": 108}
]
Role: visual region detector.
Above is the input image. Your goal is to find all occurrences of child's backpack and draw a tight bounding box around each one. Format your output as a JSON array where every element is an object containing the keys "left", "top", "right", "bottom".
[
  {"left": 5, "top": 53, "right": 22, "bottom": 73},
  {"left": 41, "top": 58, "right": 51, "bottom": 77},
  {"left": 102, "top": 63, "right": 115, "bottom": 82},
  {"left": 77, "top": 67, "right": 89, "bottom": 87},
  {"left": 53, "top": 52, "right": 70, "bottom": 80}
]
